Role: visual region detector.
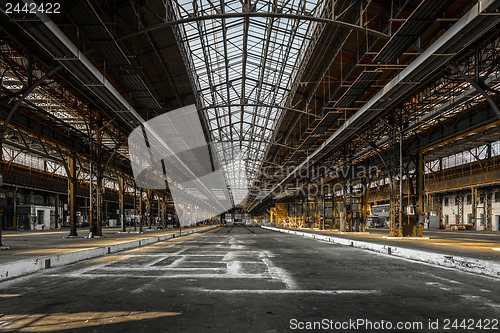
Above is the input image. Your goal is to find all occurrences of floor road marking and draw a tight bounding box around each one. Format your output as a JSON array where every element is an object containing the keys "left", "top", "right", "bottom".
[
  {"left": 261, "top": 256, "right": 297, "bottom": 289},
  {"left": 44, "top": 273, "right": 273, "bottom": 279},
  {"left": 194, "top": 288, "right": 381, "bottom": 295}
]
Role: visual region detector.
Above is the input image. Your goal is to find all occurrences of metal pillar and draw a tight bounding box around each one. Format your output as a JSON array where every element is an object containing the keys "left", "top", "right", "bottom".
[
  {"left": 95, "top": 167, "right": 103, "bottom": 236},
  {"left": 95, "top": 121, "right": 104, "bottom": 236},
  {"left": 89, "top": 149, "right": 95, "bottom": 237},
  {"left": 138, "top": 188, "right": 143, "bottom": 232},
  {"left": 485, "top": 190, "right": 493, "bottom": 230},
  {"left": 55, "top": 193, "right": 59, "bottom": 229},
  {"left": 436, "top": 194, "right": 443, "bottom": 229},
  {"left": 12, "top": 186, "right": 17, "bottom": 229},
  {"left": 68, "top": 153, "right": 78, "bottom": 237},
  {"left": 89, "top": 118, "right": 104, "bottom": 237},
  {"left": 416, "top": 151, "right": 425, "bottom": 236},
  {"left": 389, "top": 118, "right": 397, "bottom": 236},
  {"left": 313, "top": 195, "right": 319, "bottom": 228},
  {"left": 332, "top": 192, "right": 336, "bottom": 229},
  {"left": 472, "top": 187, "right": 478, "bottom": 228},
  {"left": 162, "top": 194, "right": 167, "bottom": 229},
  {"left": 321, "top": 193, "right": 326, "bottom": 230},
  {"left": 301, "top": 200, "right": 305, "bottom": 228},
  {"left": 340, "top": 179, "right": 346, "bottom": 232},
  {"left": 118, "top": 174, "right": 126, "bottom": 232},
  {"left": 361, "top": 177, "right": 371, "bottom": 232},
  {"left": 146, "top": 190, "right": 153, "bottom": 229},
  {"left": 133, "top": 186, "right": 138, "bottom": 231},
  {"left": 348, "top": 185, "right": 353, "bottom": 232},
  {"left": 456, "top": 195, "right": 463, "bottom": 224},
  {"left": 398, "top": 130, "right": 403, "bottom": 237}
]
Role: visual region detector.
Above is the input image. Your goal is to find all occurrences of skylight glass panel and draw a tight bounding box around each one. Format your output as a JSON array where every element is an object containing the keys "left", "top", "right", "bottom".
[{"left": 168, "top": 0, "right": 325, "bottom": 206}]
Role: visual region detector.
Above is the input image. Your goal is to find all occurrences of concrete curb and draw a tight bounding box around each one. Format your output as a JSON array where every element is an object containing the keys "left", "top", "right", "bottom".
[
  {"left": 0, "top": 225, "right": 216, "bottom": 281},
  {"left": 262, "top": 226, "right": 500, "bottom": 279}
]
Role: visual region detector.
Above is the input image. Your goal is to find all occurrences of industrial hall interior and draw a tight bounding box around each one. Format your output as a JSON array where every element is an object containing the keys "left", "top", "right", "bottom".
[
  {"left": 1, "top": 0, "right": 500, "bottom": 331},
  {"left": 2, "top": 0, "right": 500, "bottom": 237}
]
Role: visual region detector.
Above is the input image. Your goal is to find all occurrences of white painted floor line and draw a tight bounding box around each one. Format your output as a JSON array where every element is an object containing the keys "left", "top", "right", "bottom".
[
  {"left": 125, "top": 251, "right": 192, "bottom": 257},
  {"left": 95, "top": 266, "right": 222, "bottom": 272},
  {"left": 58, "top": 262, "right": 110, "bottom": 276},
  {"left": 147, "top": 256, "right": 174, "bottom": 267},
  {"left": 197, "top": 289, "right": 381, "bottom": 295},
  {"left": 132, "top": 278, "right": 158, "bottom": 294},
  {"left": 45, "top": 273, "right": 273, "bottom": 279},
  {"left": 121, "top": 267, "right": 223, "bottom": 271},
  {"left": 3, "top": 231, "right": 67, "bottom": 237},
  {"left": 419, "top": 272, "right": 463, "bottom": 284},
  {"left": 261, "top": 256, "right": 297, "bottom": 289},
  {"left": 168, "top": 256, "right": 186, "bottom": 268}
]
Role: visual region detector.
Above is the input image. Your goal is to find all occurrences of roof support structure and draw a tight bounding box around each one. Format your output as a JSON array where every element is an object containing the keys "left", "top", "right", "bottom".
[
  {"left": 250, "top": 0, "right": 500, "bottom": 211},
  {"left": 117, "top": 11, "right": 390, "bottom": 42},
  {"left": 447, "top": 63, "right": 500, "bottom": 119}
]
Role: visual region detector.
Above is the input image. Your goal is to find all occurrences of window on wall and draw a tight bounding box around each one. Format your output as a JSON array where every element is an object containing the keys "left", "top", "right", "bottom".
[
  {"left": 444, "top": 197, "right": 449, "bottom": 206},
  {"left": 495, "top": 192, "right": 500, "bottom": 202},
  {"left": 466, "top": 194, "right": 472, "bottom": 205}
]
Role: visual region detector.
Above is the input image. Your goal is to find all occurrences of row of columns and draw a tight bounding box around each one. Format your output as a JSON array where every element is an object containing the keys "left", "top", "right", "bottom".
[
  {"left": 267, "top": 150, "right": 426, "bottom": 237},
  {"left": 66, "top": 159, "right": 172, "bottom": 237},
  {"left": 432, "top": 187, "right": 494, "bottom": 229}
]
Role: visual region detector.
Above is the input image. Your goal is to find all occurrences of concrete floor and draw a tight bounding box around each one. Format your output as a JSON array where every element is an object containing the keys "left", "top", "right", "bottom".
[
  {"left": 342, "top": 228, "right": 500, "bottom": 260},
  {"left": 0, "top": 227, "right": 499, "bottom": 332}
]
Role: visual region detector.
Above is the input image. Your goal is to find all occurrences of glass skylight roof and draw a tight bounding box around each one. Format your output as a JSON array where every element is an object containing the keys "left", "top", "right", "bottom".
[{"left": 168, "top": 0, "right": 325, "bottom": 206}]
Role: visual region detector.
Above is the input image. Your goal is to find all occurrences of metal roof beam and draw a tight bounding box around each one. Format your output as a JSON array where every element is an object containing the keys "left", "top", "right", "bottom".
[{"left": 117, "top": 11, "right": 389, "bottom": 42}]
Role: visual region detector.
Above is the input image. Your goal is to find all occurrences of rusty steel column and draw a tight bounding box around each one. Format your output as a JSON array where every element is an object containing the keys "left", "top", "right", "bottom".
[
  {"left": 321, "top": 192, "right": 325, "bottom": 230},
  {"left": 138, "top": 188, "right": 144, "bottom": 233},
  {"left": 118, "top": 174, "right": 126, "bottom": 232},
  {"left": 68, "top": 153, "right": 78, "bottom": 237},
  {"left": 161, "top": 194, "right": 167, "bottom": 229},
  {"left": 417, "top": 151, "right": 425, "bottom": 237},
  {"left": 456, "top": 195, "right": 463, "bottom": 224},
  {"left": 89, "top": 145, "right": 95, "bottom": 237},
  {"left": 146, "top": 190, "right": 153, "bottom": 229},
  {"left": 398, "top": 130, "right": 403, "bottom": 237},
  {"left": 472, "top": 187, "right": 478, "bottom": 228},
  {"left": 54, "top": 193, "right": 59, "bottom": 229},
  {"left": 485, "top": 190, "right": 493, "bottom": 230},
  {"left": 362, "top": 177, "right": 371, "bottom": 232},
  {"left": 95, "top": 119, "right": 103, "bottom": 237}
]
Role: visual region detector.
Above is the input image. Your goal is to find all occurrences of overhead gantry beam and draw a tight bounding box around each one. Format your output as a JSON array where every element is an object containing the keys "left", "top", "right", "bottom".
[{"left": 117, "top": 11, "right": 390, "bottom": 43}]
